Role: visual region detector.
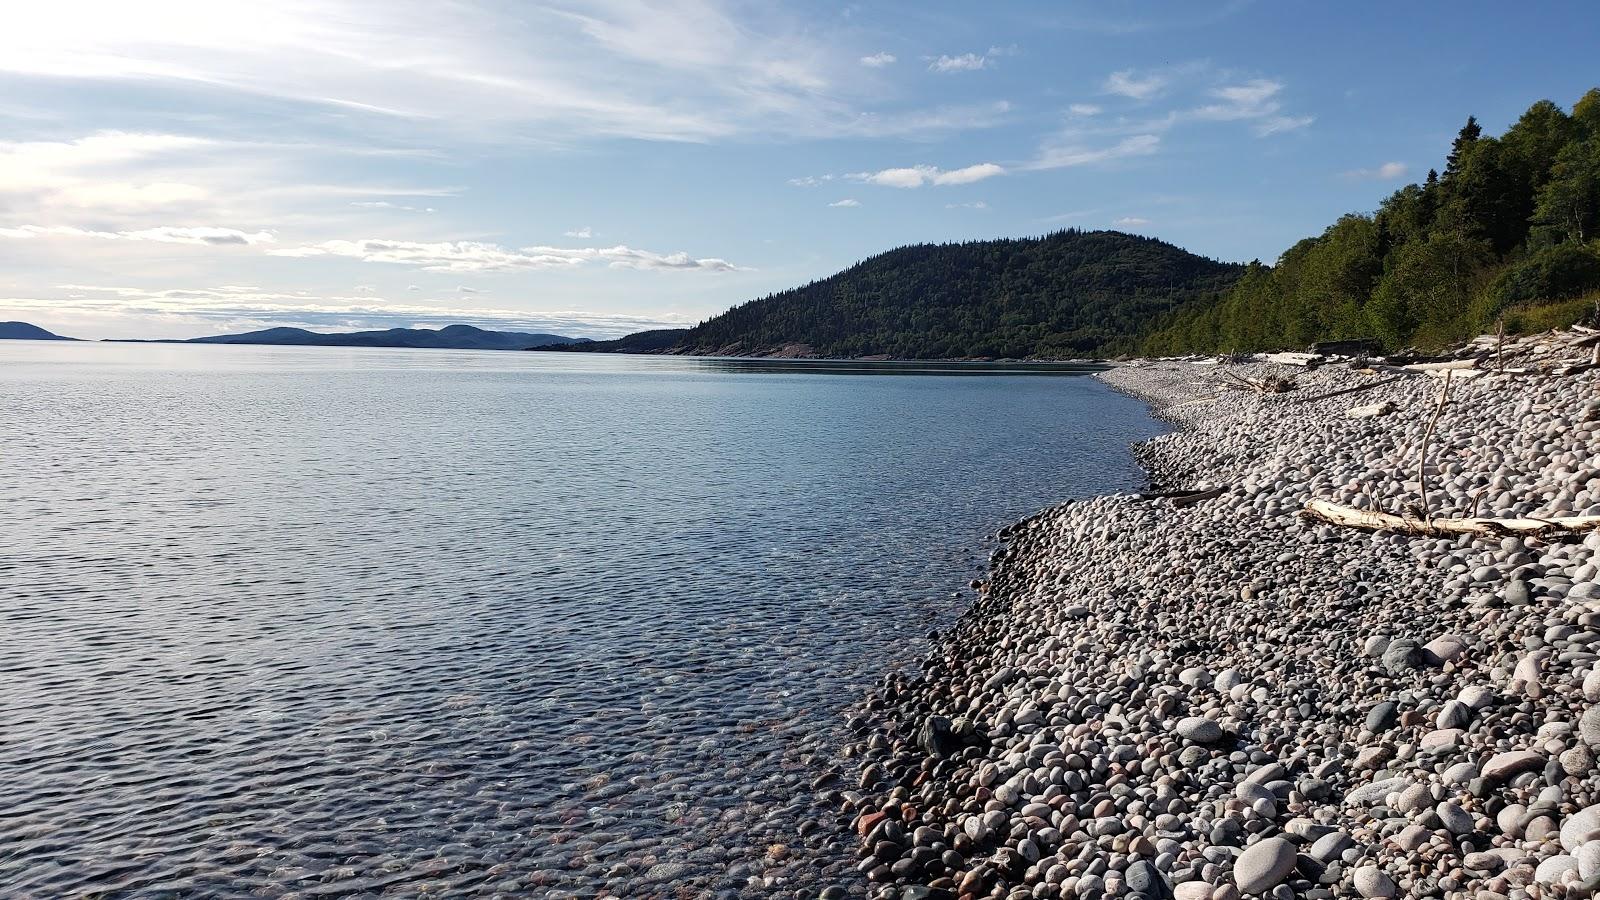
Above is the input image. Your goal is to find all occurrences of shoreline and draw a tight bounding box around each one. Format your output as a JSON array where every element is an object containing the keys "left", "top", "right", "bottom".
[{"left": 826, "top": 341, "right": 1600, "bottom": 899}]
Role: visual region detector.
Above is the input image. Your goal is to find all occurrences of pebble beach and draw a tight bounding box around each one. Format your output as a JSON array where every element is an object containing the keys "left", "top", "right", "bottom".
[{"left": 827, "top": 336, "right": 1600, "bottom": 900}]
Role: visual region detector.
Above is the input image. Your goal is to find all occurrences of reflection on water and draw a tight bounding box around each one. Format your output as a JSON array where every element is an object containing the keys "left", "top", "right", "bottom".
[
  {"left": 673, "top": 356, "right": 1111, "bottom": 376},
  {"left": 0, "top": 340, "right": 1158, "bottom": 897}
]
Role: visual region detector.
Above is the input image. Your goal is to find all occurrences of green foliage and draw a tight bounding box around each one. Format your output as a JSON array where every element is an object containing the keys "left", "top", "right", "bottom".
[
  {"left": 1503, "top": 293, "right": 1600, "bottom": 334},
  {"left": 1147, "top": 88, "right": 1600, "bottom": 354},
  {"left": 1533, "top": 137, "right": 1600, "bottom": 243},
  {"left": 673, "top": 230, "right": 1241, "bottom": 359},
  {"left": 1478, "top": 241, "right": 1600, "bottom": 316}
]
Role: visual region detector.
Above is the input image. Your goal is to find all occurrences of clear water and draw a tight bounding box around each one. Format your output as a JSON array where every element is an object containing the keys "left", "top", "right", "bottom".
[{"left": 0, "top": 342, "right": 1161, "bottom": 897}]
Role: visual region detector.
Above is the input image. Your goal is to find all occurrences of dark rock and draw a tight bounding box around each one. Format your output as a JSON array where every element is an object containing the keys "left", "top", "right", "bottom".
[{"left": 1365, "top": 701, "right": 1399, "bottom": 732}]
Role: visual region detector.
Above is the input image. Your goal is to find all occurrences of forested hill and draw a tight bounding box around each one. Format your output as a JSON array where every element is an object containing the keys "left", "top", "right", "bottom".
[
  {"left": 1145, "top": 87, "right": 1600, "bottom": 354},
  {"left": 577, "top": 231, "right": 1241, "bottom": 359}
]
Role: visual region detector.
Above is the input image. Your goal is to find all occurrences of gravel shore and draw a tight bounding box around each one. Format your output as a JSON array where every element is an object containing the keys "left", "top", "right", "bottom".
[{"left": 832, "top": 349, "right": 1600, "bottom": 900}]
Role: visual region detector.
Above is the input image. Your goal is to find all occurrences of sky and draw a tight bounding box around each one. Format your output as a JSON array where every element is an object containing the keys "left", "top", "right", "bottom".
[{"left": 2, "top": 1, "right": 1598, "bottom": 340}]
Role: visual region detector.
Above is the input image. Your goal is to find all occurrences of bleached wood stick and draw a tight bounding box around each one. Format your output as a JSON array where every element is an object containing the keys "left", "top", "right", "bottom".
[{"left": 1303, "top": 499, "right": 1600, "bottom": 537}]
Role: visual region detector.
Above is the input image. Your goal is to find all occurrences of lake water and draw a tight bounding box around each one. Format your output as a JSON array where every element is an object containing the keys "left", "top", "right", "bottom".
[{"left": 0, "top": 342, "right": 1161, "bottom": 898}]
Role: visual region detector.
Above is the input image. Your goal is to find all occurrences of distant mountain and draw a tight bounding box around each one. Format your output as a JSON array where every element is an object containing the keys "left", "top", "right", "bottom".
[
  {"left": 151, "top": 324, "right": 589, "bottom": 351},
  {"left": 540, "top": 230, "right": 1242, "bottom": 360},
  {"left": 0, "top": 321, "right": 77, "bottom": 341},
  {"left": 533, "top": 328, "right": 691, "bottom": 353}
]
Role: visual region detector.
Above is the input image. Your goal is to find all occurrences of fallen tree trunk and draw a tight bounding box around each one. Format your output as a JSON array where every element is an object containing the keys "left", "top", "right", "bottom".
[
  {"left": 1295, "top": 374, "right": 1407, "bottom": 405},
  {"left": 1303, "top": 499, "right": 1600, "bottom": 537},
  {"left": 1402, "top": 358, "right": 1482, "bottom": 372},
  {"left": 1138, "top": 486, "right": 1227, "bottom": 506},
  {"left": 1170, "top": 486, "right": 1226, "bottom": 507}
]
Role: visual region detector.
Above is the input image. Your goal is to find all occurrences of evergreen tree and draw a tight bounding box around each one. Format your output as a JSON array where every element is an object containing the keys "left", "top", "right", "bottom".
[
  {"left": 1445, "top": 116, "right": 1483, "bottom": 177},
  {"left": 1144, "top": 88, "right": 1600, "bottom": 355}
]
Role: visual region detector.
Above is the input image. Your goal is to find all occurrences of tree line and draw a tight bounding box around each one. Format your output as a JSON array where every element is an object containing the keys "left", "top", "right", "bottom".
[
  {"left": 676, "top": 230, "right": 1241, "bottom": 359},
  {"left": 1144, "top": 89, "right": 1600, "bottom": 355}
]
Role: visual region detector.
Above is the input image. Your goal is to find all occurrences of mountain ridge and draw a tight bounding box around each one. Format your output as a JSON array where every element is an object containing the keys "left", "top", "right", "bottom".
[
  {"left": 0, "top": 321, "right": 77, "bottom": 341},
  {"left": 537, "top": 229, "right": 1243, "bottom": 359},
  {"left": 117, "top": 324, "right": 591, "bottom": 351}
]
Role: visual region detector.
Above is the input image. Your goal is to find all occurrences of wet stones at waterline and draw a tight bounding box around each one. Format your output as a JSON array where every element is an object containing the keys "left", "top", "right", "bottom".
[{"left": 822, "top": 352, "right": 1600, "bottom": 900}]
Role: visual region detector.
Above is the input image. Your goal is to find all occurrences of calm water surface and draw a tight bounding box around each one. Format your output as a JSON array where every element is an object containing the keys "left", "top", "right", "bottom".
[{"left": 0, "top": 342, "right": 1160, "bottom": 898}]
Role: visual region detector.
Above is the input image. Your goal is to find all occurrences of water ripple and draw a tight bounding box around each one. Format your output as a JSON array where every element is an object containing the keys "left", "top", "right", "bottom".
[{"left": 0, "top": 343, "right": 1160, "bottom": 897}]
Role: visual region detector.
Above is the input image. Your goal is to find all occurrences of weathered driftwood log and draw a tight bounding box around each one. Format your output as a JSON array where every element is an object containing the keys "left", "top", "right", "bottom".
[
  {"left": 1138, "top": 486, "right": 1227, "bottom": 506},
  {"left": 1170, "top": 486, "right": 1226, "bottom": 507},
  {"left": 1295, "top": 374, "right": 1407, "bottom": 405},
  {"left": 1262, "top": 351, "right": 1321, "bottom": 367},
  {"left": 1303, "top": 499, "right": 1600, "bottom": 537},
  {"left": 1347, "top": 401, "right": 1396, "bottom": 418},
  {"left": 1403, "top": 358, "right": 1482, "bottom": 373}
]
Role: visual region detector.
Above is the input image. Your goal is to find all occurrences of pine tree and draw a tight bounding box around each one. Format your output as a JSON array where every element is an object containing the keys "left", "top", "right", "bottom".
[{"left": 1445, "top": 116, "right": 1483, "bottom": 177}]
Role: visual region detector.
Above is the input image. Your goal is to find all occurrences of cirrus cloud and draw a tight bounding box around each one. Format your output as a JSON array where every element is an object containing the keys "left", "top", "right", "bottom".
[
  {"left": 269, "top": 238, "right": 743, "bottom": 273},
  {"left": 0, "top": 224, "right": 275, "bottom": 245},
  {"left": 1103, "top": 69, "right": 1167, "bottom": 100}
]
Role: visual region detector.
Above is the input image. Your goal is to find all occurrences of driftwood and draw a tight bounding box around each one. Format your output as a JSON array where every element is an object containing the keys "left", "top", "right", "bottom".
[
  {"left": 1303, "top": 499, "right": 1600, "bottom": 538},
  {"left": 1347, "top": 401, "right": 1396, "bottom": 418},
  {"left": 1262, "top": 351, "right": 1321, "bottom": 367},
  {"left": 1403, "top": 358, "right": 1482, "bottom": 372},
  {"left": 1170, "top": 486, "right": 1226, "bottom": 507},
  {"left": 1295, "top": 374, "right": 1406, "bottom": 405},
  {"left": 1138, "top": 486, "right": 1227, "bottom": 506}
]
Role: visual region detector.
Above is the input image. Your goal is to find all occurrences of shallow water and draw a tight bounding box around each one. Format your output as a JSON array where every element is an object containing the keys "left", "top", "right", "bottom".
[{"left": 0, "top": 342, "right": 1160, "bottom": 897}]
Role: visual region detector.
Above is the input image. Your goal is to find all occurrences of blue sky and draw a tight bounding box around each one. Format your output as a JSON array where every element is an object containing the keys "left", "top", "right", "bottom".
[{"left": 2, "top": 0, "right": 1597, "bottom": 339}]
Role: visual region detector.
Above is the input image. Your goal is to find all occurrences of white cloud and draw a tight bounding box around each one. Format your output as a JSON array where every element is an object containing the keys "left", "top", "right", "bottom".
[
  {"left": 564, "top": 226, "right": 594, "bottom": 238},
  {"left": 0, "top": 1, "right": 1003, "bottom": 144},
  {"left": 848, "top": 162, "right": 1005, "bottom": 188},
  {"left": 945, "top": 201, "right": 989, "bottom": 210},
  {"left": 0, "top": 224, "right": 275, "bottom": 245},
  {"left": 860, "top": 52, "right": 896, "bottom": 68},
  {"left": 1187, "top": 79, "right": 1313, "bottom": 136},
  {"left": 1069, "top": 103, "right": 1102, "bottom": 116},
  {"left": 788, "top": 175, "right": 834, "bottom": 187},
  {"left": 0, "top": 129, "right": 461, "bottom": 239},
  {"left": 1103, "top": 69, "right": 1167, "bottom": 100},
  {"left": 930, "top": 53, "right": 988, "bottom": 73},
  {"left": 268, "top": 238, "right": 743, "bottom": 273},
  {"left": 0, "top": 132, "right": 214, "bottom": 214},
  {"left": 935, "top": 162, "right": 1005, "bottom": 185},
  {"left": 1027, "top": 134, "right": 1161, "bottom": 170},
  {"left": 828, "top": 198, "right": 860, "bottom": 207},
  {"left": 1344, "top": 161, "right": 1408, "bottom": 180},
  {"left": 351, "top": 200, "right": 436, "bottom": 212},
  {"left": 1113, "top": 216, "right": 1150, "bottom": 227},
  {"left": 9, "top": 284, "right": 691, "bottom": 339},
  {"left": 1192, "top": 79, "right": 1283, "bottom": 121},
  {"left": 1091, "top": 67, "right": 1312, "bottom": 140},
  {"left": 1256, "top": 115, "right": 1314, "bottom": 136},
  {"left": 406, "top": 284, "right": 422, "bottom": 291},
  {"left": 456, "top": 286, "right": 480, "bottom": 293}
]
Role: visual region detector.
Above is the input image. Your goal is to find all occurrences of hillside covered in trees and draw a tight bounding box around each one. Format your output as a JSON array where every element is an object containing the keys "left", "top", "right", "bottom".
[
  {"left": 598, "top": 230, "right": 1241, "bottom": 358},
  {"left": 1146, "top": 88, "right": 1600, "bottom": 354}
]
